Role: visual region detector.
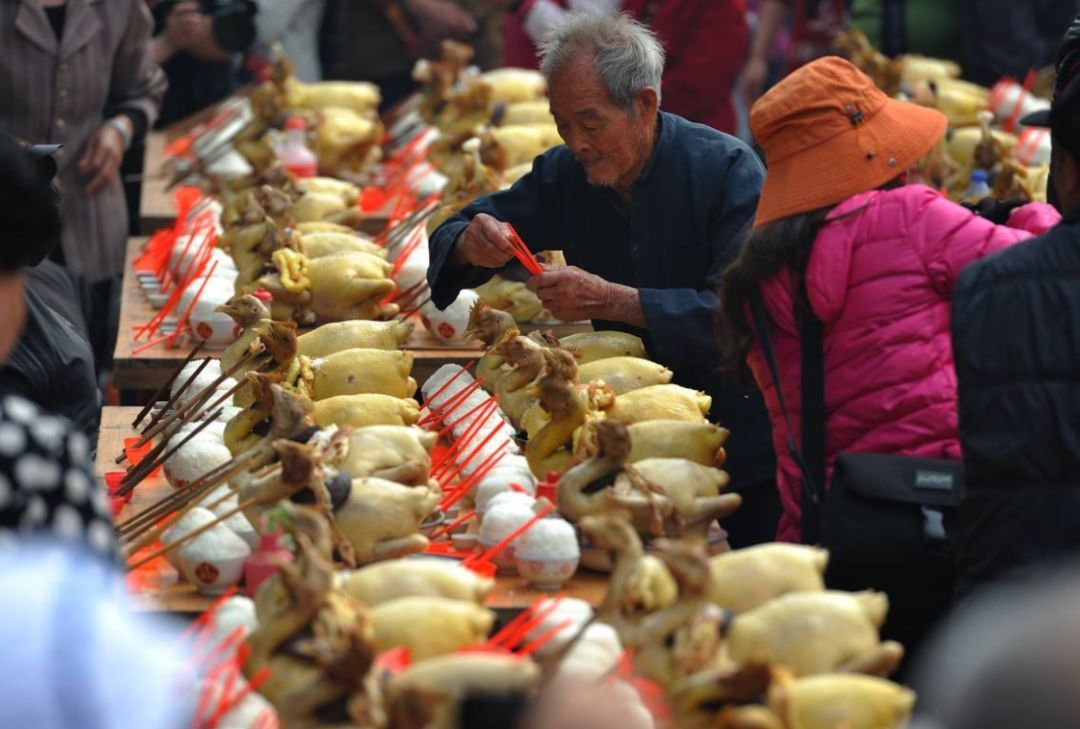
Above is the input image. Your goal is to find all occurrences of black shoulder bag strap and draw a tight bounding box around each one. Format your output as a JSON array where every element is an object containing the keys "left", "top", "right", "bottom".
[{"left": 748, "top": 288, "right": 826, "bottom": 545}]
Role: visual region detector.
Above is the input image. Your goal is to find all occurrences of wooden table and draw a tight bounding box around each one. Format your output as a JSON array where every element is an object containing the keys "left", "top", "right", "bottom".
[
  {"left": 114, "top": 238, "right": 591, "bottom": 391},
  {"left": 97, "top": 407, "right": 608, "bottom": 614},
  {"left": 139, "top": 133, "right": 176, "bottom": 235}
]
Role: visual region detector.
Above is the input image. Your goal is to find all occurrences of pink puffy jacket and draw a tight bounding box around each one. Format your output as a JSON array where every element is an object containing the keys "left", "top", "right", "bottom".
[{"left": 748, "top": 185, "right": 1060, "bottom": 542}]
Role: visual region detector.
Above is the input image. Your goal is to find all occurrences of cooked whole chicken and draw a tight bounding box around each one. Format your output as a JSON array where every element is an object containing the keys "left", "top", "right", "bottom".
[
  {"left": 579, "top": 514, "right": 678, "bottom": 631},
  {"left": 624, "top": 421, "right": 729, "bottom": 466},
  {"left": 260, "top": 249, "right": 397, "bottom": 323},
  {"left": 560, "top": 331, "right": 646, "bottom": 364},
  {"left": 578, "top": 356, "right": 673, "bottom": 395},
  {"left": 560, "top": 421, "right": 738, "bottom": 541},
  {"left": 243, "top": 504, "right": 385, "bottom": 728},
  {"left": 297, "top": 319, "right": 414, "bottom": 358},
  {"left": 299, "top": 231, "right": 386, "bottom": 260},
  {"left": 339, "top": 425, "right": 436, "bottom": 486},
  {"left": 607, "top": 384, "right": 712, "bottom": 424},
  {"left": 708, "top": 544, "right": 828, "bottom": 614},
  {"left": 306, "top": 252, "right": 397, "bottom": 322},
  {"left": 387, "top": 653, "right": 539, "bottom": 729},
  {"left": 726, "top": 591, "right": 904, "bottom": 678},
  {"left": 370, "top": 596, "right": 495, "bottom": 660},
  {"left": 312, "top": 394, "right": 421, "bottom": 429},
  {"left": 474, "top": 275, "right": 544, "bottom": 323},
  {"left": 305, "top": 348, "right": 418, "bottom": 400},
  {"left": 339, "top": 559, "right": 494, "bottom": 607},
  {"left": 334, "top": 476, "right": 440, "bottom": 564},
  {"left": 767, "top": 673, "right": 915, "bottom": 729}
]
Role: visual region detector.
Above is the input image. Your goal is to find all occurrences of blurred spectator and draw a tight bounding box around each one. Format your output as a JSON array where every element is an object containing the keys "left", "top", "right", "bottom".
[
  {"left": 911, "top": 564, "right": 1080, "bottom": 729},
  {"left": 740, "top": 0, "right": 847, "bottom": 107},
  {"left": 504, "top": 0, "right": 748, "bottom": 133},
  {"left": 951, "top": 18, "right": 1080, "bottom": 597},
  {"left": 0, "top": 133, "right": 115, "bottom": 558},
  {"left": 255, "top": 0, "right": 326, "bottom": 83},
  {"left": 321, "top": 0, "right": 504, "bottom": 111},
  {"left": 151, "top": 0, "right": 257, "bottom": 129},
  {"left": 955, "top": 0, "right": 1079, "bottom": 86},
  {"left": 852, "top": 0, "right": 958, "bottom": 61},
  {"left": 719, "top": 57, "right": 1058, "bottom": 653},
  {"left": 0, "top": 541, "right": 195, "bottom": 729},
  {"left": 0, "top": 0, "right": 166, "bottom": 373}
]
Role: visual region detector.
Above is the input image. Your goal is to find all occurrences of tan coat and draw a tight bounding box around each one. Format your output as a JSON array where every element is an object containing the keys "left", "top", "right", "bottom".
[{"left": 0, "top": 0, "right": 166, "bottom": 282}]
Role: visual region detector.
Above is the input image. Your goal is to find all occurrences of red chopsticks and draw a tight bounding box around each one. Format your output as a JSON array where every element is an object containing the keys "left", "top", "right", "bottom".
[{"left": 506, "top": 224, "right": 543, "bottom": 276}]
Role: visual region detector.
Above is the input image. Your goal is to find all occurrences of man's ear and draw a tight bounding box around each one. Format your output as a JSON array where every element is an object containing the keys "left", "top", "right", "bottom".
[{"left": 636, "top": 87, "right": 659, "bottom": 118}]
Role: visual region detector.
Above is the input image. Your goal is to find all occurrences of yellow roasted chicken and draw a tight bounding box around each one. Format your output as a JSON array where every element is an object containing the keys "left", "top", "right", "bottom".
[
  {"left": 312, "top": 394, "right": 420, "bottom": 429},
  {"left": 370, "top": 597, "right": 495, "bottom": 660},
  {"left": 339, "top": 559, "right": 494, "bottom": 607}
]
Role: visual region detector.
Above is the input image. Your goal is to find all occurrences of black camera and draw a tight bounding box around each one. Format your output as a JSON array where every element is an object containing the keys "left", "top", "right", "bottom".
[{"left": 156, "top": 0, "right": 258, "bottom": 54}]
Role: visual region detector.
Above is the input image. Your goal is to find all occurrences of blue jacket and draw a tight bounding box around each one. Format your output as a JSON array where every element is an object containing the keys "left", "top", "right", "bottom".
[{"left": 427, "top": 112, "right": 776, "bottom": 489}]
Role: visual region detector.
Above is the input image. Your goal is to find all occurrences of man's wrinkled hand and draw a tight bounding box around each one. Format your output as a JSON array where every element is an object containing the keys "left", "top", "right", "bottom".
[
  {"left": 528, "top": 266, "right": 613, "bottom": 321},
  {"left": 79, "top": 124, "right": 126, "bottom": 195},
  {"left": 454, "top": 213, "right": 517, "bottom": 269}
]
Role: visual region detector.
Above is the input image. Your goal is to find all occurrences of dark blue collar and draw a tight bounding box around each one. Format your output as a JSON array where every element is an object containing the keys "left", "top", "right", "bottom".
[{"left": 635, "top": 111, "right": 672, "bottom": 189}]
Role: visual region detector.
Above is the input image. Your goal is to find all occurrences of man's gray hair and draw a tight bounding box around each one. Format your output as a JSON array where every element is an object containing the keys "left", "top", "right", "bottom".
[{"left": 538, "top": 12, "right": 665, "bottom": 111}]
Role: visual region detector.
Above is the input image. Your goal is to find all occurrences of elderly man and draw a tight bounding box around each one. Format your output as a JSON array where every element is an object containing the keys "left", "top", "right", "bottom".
[{"left": 427, "top": 13, "right": 778, "bottom": 546}]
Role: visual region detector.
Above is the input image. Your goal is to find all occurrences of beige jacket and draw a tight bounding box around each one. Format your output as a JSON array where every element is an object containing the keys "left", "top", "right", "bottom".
[{"left": 0, "top": 0, "right": 166, "bottom": 282}]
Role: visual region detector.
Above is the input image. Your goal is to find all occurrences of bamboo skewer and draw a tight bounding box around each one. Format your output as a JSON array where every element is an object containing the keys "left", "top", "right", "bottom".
[
  {"left": 117, "top": 408, "right": 224, "bottom": 496},
  {"left": 128, "top": 497, "right": 260, "bottom": 571},
  {"left": 118, "top": 356, "right": 212, "bottom": 463},
  {"left": 121, "top": 447, "right": 268, "bottom": 556},
  {"left": 131, "top": 342, "right": 204, "bottom": 428},
  {"left": 130, "top": 349, "right": 267, "bottom": 451}
]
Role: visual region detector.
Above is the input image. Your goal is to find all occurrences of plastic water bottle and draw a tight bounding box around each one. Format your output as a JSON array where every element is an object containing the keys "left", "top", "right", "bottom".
[
  {"left": 964, "top": 169, "right": 992, "bottom": 202},
  {"left": 278, "top": 117, "right": 317, "bottom": 179}
]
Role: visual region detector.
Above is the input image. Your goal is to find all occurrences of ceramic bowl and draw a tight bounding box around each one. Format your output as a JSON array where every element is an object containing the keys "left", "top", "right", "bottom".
[
  {"left": 451, "top": 533, "right": 479, "bottom": 553},
  {"left": 477, "top": 540, "right": 517, "bottom": 574},
  {"left": 515, "top": 555, "right": 579, "bottom": 591},
  {"left": 179, "top": 552, "right": 248, "bottom": 595},
  {"left": 174, "top": 525, "right": 251, "bottom": 595}
]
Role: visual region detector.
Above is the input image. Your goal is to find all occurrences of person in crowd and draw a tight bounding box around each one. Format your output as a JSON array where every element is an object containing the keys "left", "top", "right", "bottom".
[
  {"left": 910, "top": 564, "right": 1080, "bottom": 729},
  {"left": 502, "top": 0, "right": 749, "bottom": 133},
  {"left": 850, "top": 0, "right": 959, "bottom": 61},
  {"left": 951, "top": 18, "right": 1080, "bottom": 598},
  {"left": 427, "top": 13, "right": 779, "bottom": 548},
  {"left": 0, "top": 542, "right": 195, "bottom": 728},
  {"left": 0, "top": 0, "right": 166, "bottom": 372},
  {"left": 717, "top": 56, "right": 1058, "bottom": 649},
  {"left": 0, "top": 133, "right": 116, "bottom": 559},
  {"left": 740, "top": 0, "right": 964, "bottom": 108},
  {"left": 739, "top": 0, "right": 848, "bottom": 106},
  {"left": 955, "top": 0, "right": 1079, "bottom": 87},
  {"left": 255, "top": 0, "right": 326, "bottom": 83},
  {"left": 152, "top": 0, "right": 257, "bottom": 129},
  {"left": 320, "top": 0, "right": 503, "bottom": 111},
  {"left": 0, "top": 141, "right": 101, "bottom": 441}
]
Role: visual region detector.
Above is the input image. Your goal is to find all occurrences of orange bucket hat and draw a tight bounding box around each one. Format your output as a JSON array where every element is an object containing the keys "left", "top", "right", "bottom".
[{"left": 750, "top": 56, "right": 948, "bottom": 229}]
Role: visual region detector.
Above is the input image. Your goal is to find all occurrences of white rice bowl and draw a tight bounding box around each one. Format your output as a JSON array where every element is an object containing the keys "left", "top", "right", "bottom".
[
  {"left": 515, "top": 517, "right": 579, "bottom": 561},
  {"left": 164, "top": 439, "right": 233, "bottom": 489}
]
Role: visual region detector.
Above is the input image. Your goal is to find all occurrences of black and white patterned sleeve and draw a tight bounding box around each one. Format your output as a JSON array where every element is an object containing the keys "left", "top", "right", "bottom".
[{"left": 0, "top": 396, "right": 116, "bottom": 559}]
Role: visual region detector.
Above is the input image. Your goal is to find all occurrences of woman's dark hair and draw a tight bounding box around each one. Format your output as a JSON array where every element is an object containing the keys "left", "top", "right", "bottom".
[
  {"left": 716, "top": 207, "right": 833, "bottom": 382},
  {"left": 0, "top": 132, "right": 62, "bottom": 273}
]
